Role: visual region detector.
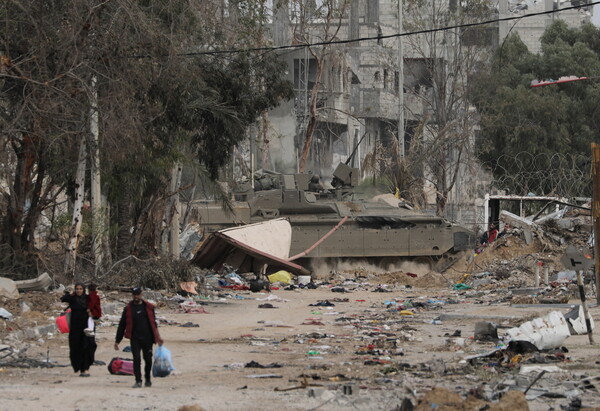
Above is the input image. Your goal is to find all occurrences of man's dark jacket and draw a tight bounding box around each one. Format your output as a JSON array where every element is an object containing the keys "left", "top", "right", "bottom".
[{"left": 115, "top": 300, "right": 161, "bottom": 344}]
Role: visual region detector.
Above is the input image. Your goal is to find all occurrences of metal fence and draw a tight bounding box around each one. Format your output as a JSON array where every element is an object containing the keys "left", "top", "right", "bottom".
[{"left": 483, "top": 152, "right": 591, "bottom": 199}]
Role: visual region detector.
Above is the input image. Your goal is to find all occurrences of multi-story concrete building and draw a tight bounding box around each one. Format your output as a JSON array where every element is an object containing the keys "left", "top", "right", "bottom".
[
  {"left": 498, "top": 0, "right": 592, "bottom": 54},
  {"left": 247, "top": 0, "right": 591, "bottom": 227},
  {"left": 265, "top": 1, "right": 488, "bottom": 217},
  {"left": 267, "top": 1, "right": 407, "bottom": 176}
]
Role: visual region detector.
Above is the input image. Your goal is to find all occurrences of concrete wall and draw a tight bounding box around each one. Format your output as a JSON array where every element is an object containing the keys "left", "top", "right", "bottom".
[{"left": 498, "top": 0, "right": 592, "bottom": 54}]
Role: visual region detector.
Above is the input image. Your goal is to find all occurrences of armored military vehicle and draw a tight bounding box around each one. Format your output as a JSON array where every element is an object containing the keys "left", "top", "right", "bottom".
[{"left": 193, "top": 161, "right": 476, "bottom": 270}]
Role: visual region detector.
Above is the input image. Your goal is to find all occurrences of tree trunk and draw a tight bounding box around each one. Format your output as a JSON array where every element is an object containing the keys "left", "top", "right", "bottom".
[
  {"left": 20, "top": 139, "right": 46, "bottom": 251},
  {"left": 298, "top": 59, "right": 323, "bottom": 173},
  {"left": 161, "top": 163, "right": 182, "bottom": 258},
  {"left": 5, "top": 136, "right": 37, "bottom": 256},
  {"left": 436, "top": 190, "right": 447, "bottom": 217},
  {"left": 260, "top": 111, "right": 271, "bottom": 170},
  {"left": 169, "top": 163, "right": 182, "bottom": 259},
  {"left": 64, "top": 138, "right": 87, "bottom": 276},
  {"left": 89, "top": 75, "right": 106, "bottom": 275},
  {"left": 130, "top": 193, "right": 160, "bottom": 257},
  {"left": 115, "top": 190, "right": 131, "bottom": 260},
  {"left": 181, "top": 177, "right": 196, "bottom": 228}
]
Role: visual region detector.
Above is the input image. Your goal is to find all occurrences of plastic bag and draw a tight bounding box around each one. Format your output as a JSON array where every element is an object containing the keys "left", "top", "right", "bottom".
[
  {"left": 267, "top": 270, "right": 292, "bottom": 285},
  {"left": 152, "top": 345, "right": 174, "bottom": 377}
]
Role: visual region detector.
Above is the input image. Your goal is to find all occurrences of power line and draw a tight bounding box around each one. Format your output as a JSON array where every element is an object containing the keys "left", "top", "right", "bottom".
[{"left": 132, "top": 1, "right": 600, "bottom": 58}]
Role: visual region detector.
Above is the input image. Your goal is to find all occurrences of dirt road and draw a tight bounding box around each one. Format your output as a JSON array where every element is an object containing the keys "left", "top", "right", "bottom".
[{"left": 1, "top": 286, "right": 599, "bottom": 411}]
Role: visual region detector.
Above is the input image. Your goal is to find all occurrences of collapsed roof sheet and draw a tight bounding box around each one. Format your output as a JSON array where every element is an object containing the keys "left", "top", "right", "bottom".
[
  {"left": 191, "top": 218, "right": 310, "bottom": 276},
  {"left": 217, "top": 218, "right": 292, "bottom": 259}
]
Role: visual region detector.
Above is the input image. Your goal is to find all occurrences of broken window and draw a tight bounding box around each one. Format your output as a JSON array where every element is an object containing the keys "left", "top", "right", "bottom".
[
  {"left": 460, "top": 26, "right": 498, "bottom": 47},
  {"left": 289, "top": 0, "right": 346, "bottom": 23},
  {"left": 383, "top": 69, "right": 389, "bottom": 90},
  {"left": 294, "top": 58, "right": 318, "bottom": 90},
  {"left": 404, "top": 58, "right": 434, "bottom": 92},
  {"left": 366, "top": 0, "right": 380, "bottom": 24}
]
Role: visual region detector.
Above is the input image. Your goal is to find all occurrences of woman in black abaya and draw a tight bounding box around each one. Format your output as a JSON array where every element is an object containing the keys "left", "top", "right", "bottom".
[{"left": 60, "top": 283, "right": 96, "bottom": 376}]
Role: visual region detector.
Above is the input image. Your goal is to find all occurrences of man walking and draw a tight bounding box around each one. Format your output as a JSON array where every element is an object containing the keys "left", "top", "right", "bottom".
[{"left": 114, "top": 287, "right": 163, "bottom": 388}]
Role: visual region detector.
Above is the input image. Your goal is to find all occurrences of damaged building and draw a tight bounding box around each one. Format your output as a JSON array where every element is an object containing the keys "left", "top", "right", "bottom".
[
  {"left": 256, "top": 0, "right": 495, "bottom": 229},
  {"left": 499, "top": 0, "right": 593, "bottom": 54},
  {"left": 266, "top": 1, "right": 433, "bottom": 176},
  {"left": 193, "top": 0, "right": 593, "bottom": 234}
]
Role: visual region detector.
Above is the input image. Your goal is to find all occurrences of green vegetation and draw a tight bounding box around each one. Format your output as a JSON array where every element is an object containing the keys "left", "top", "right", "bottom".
[{"left": 473, "top": 21, "right": 600, "bottom": 196}]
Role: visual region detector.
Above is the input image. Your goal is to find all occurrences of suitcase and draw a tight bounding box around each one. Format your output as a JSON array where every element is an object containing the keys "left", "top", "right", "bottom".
[{"left": 108, "top": 357, "right": 134, "bottom": 375}]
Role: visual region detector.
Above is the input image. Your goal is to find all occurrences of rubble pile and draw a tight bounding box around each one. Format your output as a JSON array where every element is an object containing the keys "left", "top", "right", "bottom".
[
  {"left": 449, "top": 209, "right": 595, "bottom": 299},
  {"left": 0, "top": 291, "right": 64, "bottom": 341},
  {"left": 1, "top": 205, "right": 600, "bottom": 410}
]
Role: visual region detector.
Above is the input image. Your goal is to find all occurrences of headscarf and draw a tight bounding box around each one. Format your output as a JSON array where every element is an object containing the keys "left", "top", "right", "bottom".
[{"left": 73, "top": 281, "right": 87, "bottom": 307}]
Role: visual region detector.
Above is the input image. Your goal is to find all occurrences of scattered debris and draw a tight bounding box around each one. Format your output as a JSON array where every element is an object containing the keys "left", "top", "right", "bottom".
[
  {"left": 1, "top": 201, "right": 599, "bottom": 411},
  {"left": 0, "top": 308, "right": 13, "bottom": 321},
  {"left": 474, "top": 322, "right": 499, "bottom": 341},
  {"left": 179, "top": 322, "right": 200, "bottom": 328},
  {"left": 505, "top": 311, "right": 570, "bottom": 350},
  {"left": 0, "top": 277, "right": 19, "bottom": 299},
  {"left": 258, "top": 303, "right": 277, "bottom": 309},
  {"left": 14, "top": 273, "right": 53, "bottom": 292},
  {"left": 191, "top": 219, "right": 311, "bottom": 276},
  {"left": 179, "top": 301, "right": 211, "bottom": 314},
  {"left": 275, "top": 376, "right": 324, "bottom": 392},
  {"left": 565, "top": 304, "right": 596, "bottom": 335},
  {"left": 245, "top": 361, "right": 282, "bottom": 369},
  {"left": 246, "top": 374, "right": 283, "bottom": 379},
  {"left": 179, "top": 281, "right": 198, "bottom": 295},
  {"left": 268, "top": 271, "right": 293, "bottom": 285}
]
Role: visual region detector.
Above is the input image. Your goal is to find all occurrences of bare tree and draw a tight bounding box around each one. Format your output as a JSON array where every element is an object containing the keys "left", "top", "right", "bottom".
[
  {"left": 403, "top": 0, "right": 493, "bottom": 215},
  {"left": 288, "top": 0, "right": 350, "bottom": 172}
]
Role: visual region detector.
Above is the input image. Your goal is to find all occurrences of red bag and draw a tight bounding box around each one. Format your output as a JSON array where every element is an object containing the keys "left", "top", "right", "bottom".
[
  {"left": 108, "top": 357, "right": 134, "bottom": 376},
  {"left": 55, "top": 309, "right": 71, "bottom": 334}
]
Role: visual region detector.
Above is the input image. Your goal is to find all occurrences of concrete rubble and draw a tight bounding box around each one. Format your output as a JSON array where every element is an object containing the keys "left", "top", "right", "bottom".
[
  {"left": 0, "top": 277, "right": 19, "bottom": 299},
  {"left": 1, "top": 205, "right": 599, "bottom": 410}
]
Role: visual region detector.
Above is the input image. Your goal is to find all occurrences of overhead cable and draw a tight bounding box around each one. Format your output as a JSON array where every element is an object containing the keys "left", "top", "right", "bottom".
[{"left": 131, "top": 1, "right": 600, "bottom": 58}]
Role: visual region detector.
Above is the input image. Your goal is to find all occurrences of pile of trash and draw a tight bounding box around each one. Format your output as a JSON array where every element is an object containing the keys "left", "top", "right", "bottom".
[{"left": 198, "top": 265, "right": 293, "bottom": 293}]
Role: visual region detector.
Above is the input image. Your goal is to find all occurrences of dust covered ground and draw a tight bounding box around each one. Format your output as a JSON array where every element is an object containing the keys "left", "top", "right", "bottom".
[
  {"left": 1, "top": 282, "right": 600, "bottom": 411},
  {"left": 2, "top": 232, "right": 600, "bottom": 411}
]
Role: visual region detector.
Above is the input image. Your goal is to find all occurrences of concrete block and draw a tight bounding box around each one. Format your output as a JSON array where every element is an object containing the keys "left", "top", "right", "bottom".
[
  {"left": 474, "top": 322, "right": 498, "bottom": 341},
  {"left": 511, "top": 287, "right": 543, "bottom": 295},
  {"left": 102, "top": 302, "right": 125, "bottom": 315},
  {"left": 500, "top": 210, "right": 535, "bottom": 244},
  {"left": 10, "top": 323, "right": 56, "bottom": 341},
  {"left": 472, "top": 279, "right": 492, "bottom": 288}
]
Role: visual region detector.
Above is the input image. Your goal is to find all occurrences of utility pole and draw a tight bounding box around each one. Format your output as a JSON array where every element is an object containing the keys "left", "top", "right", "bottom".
[
  {"left": 398, "top": 0, "right": 405, "bottom": 156},
  {"left": 592, "top": 143, "right": 600, "bottom": 304}
]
